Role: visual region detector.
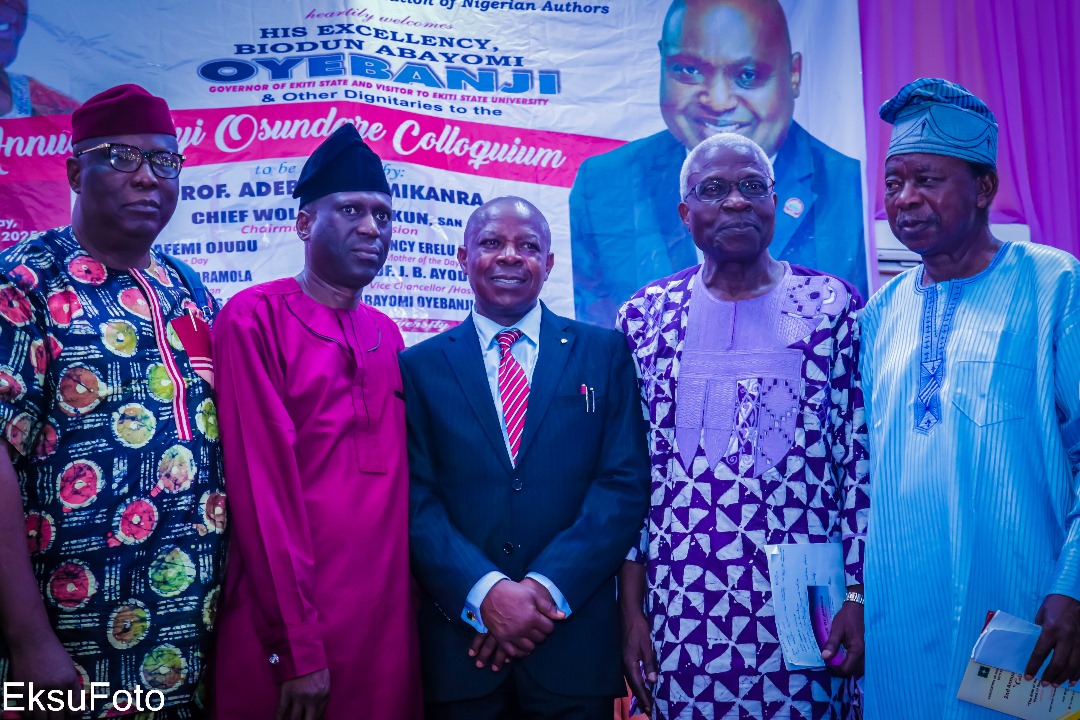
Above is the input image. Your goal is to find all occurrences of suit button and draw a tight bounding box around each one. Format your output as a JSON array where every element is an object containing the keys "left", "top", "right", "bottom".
[
  {"left": 512, "top": 480, "right": 523, "bottom": 491},
  {"left": 466, "top": 611, "right": 476, "bottom": 621},
  {"left": 503, "top": 542, "right": 514, "bottom": 554}
]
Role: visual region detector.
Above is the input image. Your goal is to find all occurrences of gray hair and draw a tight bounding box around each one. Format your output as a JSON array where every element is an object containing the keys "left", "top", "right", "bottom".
[{"left": 679, "top": 133, "right": 775, "bottom": 198}]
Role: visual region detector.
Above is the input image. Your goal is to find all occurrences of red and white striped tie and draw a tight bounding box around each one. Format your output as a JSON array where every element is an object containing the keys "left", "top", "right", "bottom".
[{"left": 496, "top": 329, "right": 529, "bottom": 465}]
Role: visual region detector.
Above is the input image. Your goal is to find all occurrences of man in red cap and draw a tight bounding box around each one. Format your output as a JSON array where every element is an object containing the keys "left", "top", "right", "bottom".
[
  {"left": 0, "top": 84, "right": 224, "bottom": 718},
  {"left": 211, "top": 122, "right": 421, "bottom": 720}
]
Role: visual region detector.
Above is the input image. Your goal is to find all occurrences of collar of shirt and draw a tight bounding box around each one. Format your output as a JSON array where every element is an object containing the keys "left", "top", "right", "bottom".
[{"left": 471, "top": 303, "right": 543, "bottom": 379}]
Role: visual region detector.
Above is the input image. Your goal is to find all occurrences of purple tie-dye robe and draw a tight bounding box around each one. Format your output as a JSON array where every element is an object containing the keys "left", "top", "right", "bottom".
[{"left": 617, "top": 264, "right": 869, "bottom": 720}]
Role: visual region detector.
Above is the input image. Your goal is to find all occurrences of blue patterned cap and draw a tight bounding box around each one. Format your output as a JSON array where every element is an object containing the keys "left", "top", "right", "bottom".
[{"left": 879, "top": 78, "right": 998, "bottom": 166}]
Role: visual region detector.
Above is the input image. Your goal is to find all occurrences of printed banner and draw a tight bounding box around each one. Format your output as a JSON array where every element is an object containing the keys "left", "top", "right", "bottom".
[{"left": 0, "top": 0, "right": 869, "bottom": 342}]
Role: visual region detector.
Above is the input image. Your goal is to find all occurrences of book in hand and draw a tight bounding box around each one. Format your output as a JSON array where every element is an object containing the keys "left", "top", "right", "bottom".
[{"left": 957, "top": 611, "right": 1080, "bottom": 719}]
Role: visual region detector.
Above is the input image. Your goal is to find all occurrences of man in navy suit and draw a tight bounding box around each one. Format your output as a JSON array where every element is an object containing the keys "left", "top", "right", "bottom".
[
  {"left": 570, "top": 0, "right": 868, "bottom": 326},
  {"left": 402, "top": 196, "right": 650, "bottom": 719}
]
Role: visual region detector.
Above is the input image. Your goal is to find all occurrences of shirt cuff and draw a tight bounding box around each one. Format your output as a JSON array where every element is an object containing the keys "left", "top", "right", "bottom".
[
  {"left": 1050, "top": 545, "right": 1080, "bottom": 603},
  {"left": 625, "top": 522, "right": 649, "bottom": 563},
  {"left": 526, "top": 572, "right": 572, "bottom": 617},
  {"left": 264, "top": 619, "right": 329, "bottom": 683},
  {"left": 463, "top": 570, "right": 508, "bottom": 633}
]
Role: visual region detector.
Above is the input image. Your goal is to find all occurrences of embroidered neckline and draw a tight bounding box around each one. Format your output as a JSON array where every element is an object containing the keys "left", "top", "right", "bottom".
[
  {"left": 694, "top": 261, "right": 792, "bottom": 307},
  {"left": 911, "top": 243, "right": 1011, "bottom": 434}
]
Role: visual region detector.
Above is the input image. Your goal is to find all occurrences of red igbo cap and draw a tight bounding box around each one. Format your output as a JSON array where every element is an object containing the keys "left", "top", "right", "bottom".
[{"left": 71, "top": 84, "right": 176, "bottom": 143}]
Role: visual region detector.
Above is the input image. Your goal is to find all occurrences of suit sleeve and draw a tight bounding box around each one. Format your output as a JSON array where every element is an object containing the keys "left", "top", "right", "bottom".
[
  {"left": 615, "top": 300, "right": 651, "bottom": 566},
  {"left": 402, "top": 351, "right": 504, "bottom": 618},
  {"left": 570, "top": 158, "right": 613, "bottom": 327},
  {"left": 526, "top": 331, "right": 651, "bottom": 609},
  {"left": 214, "top": 295, "right": 327, "bottom": 682},
  {"left": 806, "top": 136, "right": 869, "bottom": 298}
]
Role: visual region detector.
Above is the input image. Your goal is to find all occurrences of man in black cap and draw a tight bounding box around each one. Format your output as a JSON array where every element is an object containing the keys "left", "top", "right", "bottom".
[{"left": 212, "top": 123, "right": 421, "bottom": 720}]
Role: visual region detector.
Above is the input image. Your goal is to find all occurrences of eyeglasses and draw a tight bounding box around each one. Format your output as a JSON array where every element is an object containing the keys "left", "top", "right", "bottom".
[
  {"left": 686, "top": 176, "right": 775, "bottom": 202},
  {"left": 74, "top": 143, "right": 186, "bottom": 179}
]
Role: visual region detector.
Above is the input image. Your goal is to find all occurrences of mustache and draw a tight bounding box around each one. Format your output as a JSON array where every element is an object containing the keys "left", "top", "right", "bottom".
[{"left": 896, "top": 213, "right": 939, "bottom": 227}]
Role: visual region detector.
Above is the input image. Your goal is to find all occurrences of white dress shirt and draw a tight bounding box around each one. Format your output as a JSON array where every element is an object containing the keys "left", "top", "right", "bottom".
[{"left": 462, "top": 305, "right": 572, "bottom": 633}]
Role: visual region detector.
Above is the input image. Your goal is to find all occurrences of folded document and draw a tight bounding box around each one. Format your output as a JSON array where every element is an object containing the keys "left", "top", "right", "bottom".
[{"left": 957, "top": 611, "right": 1080, "bottom": 719}]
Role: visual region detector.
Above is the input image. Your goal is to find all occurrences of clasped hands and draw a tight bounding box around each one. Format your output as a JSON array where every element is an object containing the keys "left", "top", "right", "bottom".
[{"left": 469, "top": 577, "right": 565, "bottom": 672}]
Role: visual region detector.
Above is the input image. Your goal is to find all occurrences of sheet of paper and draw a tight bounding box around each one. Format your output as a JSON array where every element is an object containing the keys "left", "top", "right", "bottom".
[
  {"left": 972, "top": 611, "right": 1045, "bottom": 676},
  {"left": 764, "top": 543, "right": 846, "bottom": 670},
  {"left": 958, "top": 660, "right": 1080, "bottom": 719}
]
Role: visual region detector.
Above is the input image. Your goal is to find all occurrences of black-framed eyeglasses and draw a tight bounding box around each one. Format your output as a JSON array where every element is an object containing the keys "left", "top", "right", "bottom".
[
  {"left": 74, "top": 143, "right": 186, "bottom": 179},
  {"left": 686, "top": 176, "right": 775, "bottom": 203}
]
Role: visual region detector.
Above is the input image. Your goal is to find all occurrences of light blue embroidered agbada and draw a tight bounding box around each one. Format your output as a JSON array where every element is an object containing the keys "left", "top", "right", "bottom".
[{"left": 861, "top": 242, "right": 1080, "bottom": 719}]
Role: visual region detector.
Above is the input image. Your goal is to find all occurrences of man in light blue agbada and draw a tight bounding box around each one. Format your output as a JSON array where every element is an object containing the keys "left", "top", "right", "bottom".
[{"left": 862, "top": 78, "right": 1080, "bottom": 719}]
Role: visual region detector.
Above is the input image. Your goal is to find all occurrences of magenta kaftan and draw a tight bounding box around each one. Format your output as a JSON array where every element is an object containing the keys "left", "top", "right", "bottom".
[{"left": 211, "top": 277, "right": 421, "bottom": 719}]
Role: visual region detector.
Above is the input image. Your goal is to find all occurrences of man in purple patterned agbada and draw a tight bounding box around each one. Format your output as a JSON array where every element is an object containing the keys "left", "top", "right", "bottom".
[{"left": 617, "top": 132, "right": 869, "bottom": 720}]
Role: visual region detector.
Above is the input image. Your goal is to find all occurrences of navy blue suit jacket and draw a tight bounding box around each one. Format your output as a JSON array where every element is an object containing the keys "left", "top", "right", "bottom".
[
  {"left": 401, "top": 304, "right": 650, "bottom": 702},
  {"left": 570, "top": 122, "right": 868, "bottom": 326}
]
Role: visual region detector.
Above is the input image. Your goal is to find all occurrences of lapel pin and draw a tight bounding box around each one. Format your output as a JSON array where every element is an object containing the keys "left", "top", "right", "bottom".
[
  {"left": 560, "top": 338, "right": 567, "bottom": 344},
  {"left": 783, "top": 197, "right": 804, "bottom": 218}
]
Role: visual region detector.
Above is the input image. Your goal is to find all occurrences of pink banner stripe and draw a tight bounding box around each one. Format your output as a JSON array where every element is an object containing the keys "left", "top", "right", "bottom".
[{"left": 0, "top": 104, "right": 627, "bottom": 190}]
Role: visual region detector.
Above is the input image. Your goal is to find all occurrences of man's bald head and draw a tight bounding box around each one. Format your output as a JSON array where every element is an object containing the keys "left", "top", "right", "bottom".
[
  {"left": 458, "top": 196, "right": 555, "bottom": 327},
  {"left": 662, "top": 0, "right": 791, "bottom": 53},
  {"left": 464, "top": 196, "right": 552, "bottom": 253},
  {"left": 658, "top": 0, "right": 800, "bottom": 157}
]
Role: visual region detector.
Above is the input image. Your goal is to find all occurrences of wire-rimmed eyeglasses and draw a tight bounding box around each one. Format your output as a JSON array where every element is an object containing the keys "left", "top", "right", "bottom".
[
  {"left": 74, "top": 143, "right": 186, "bottom": 180},
  {"left": 685, "top": 176, "right": 775, "bottom": 203}
]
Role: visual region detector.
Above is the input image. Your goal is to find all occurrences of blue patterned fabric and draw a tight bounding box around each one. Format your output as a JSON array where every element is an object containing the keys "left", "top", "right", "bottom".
[
  {"left": 879, "top": 78, "right": 998, "bottom": 165},
  {"left": 0, "top": 227, "right": 225, "bottom": 714},
  {"left": 861, "top": 241, "right": 1080, "bottom": 719}
]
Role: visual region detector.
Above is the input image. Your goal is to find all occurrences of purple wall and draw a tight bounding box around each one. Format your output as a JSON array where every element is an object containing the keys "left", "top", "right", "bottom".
[{"left": 860, "top": 0, "right": 1080, "bottom": 254}]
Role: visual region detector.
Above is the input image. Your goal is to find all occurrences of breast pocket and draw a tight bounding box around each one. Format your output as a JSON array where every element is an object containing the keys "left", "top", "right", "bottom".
[
  {"left": 351, "top": 363, "right": 395, "bottom": 475},
  {"left": 951, "top": 331, "right": 1034, "bottom": 427},
  {"left": 550, "top": 390, "right": 604, "bottom": 455},
  {"left": 551, "top": 390, "right": 604, "bottom": 422}
]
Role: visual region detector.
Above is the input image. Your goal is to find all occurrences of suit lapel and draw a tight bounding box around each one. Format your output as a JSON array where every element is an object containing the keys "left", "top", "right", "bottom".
[
  {"left": 650, "top": 132, "right": 698, "bottom": 276},
  {"left": 443, "top": 317, "right": 514, "bottom": 472},
  {"left": 517, "top": 305, "right": 573, "bottom": 465},
  {"left": 770, "top": 122, "right": 818, "bottom": 263}
]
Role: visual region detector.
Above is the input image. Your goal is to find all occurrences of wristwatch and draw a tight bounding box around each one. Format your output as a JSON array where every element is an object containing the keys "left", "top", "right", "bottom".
[{"left": 844, "top": 591, "right": 865, "bottom": 605}]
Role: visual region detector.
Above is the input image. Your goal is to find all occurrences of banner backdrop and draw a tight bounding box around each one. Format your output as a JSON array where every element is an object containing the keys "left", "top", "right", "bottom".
[{"left": 0, "top": 0, "right": 868, "bottom": 343}]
